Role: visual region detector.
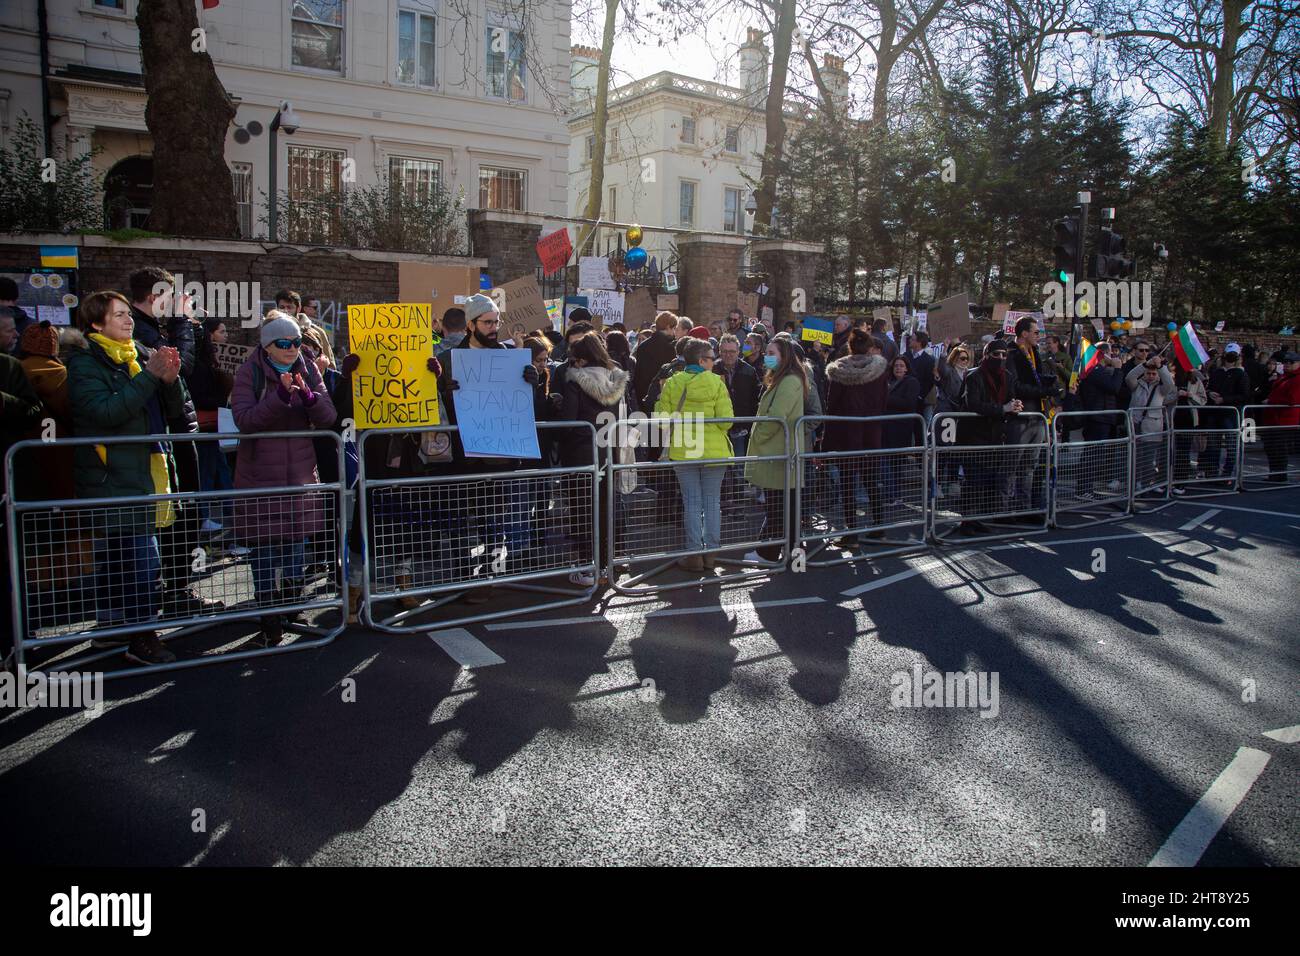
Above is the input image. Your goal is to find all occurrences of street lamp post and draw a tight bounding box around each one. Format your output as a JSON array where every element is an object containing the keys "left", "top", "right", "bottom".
[{"left": 266, "top": 101, "right": 301, "bottom": 241}]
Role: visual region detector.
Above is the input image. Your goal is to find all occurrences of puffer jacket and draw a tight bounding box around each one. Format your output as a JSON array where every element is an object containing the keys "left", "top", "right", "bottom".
[
  {"left": 1126, "top": 364, "right": 1177, "bottom": 434},
  {"left": 746, "top": 373, "right": 803, "bottom": 489},
  {"left": 654, "top": 368, "right": 733, "bottom": 461},
  {"left": 560, "top": 364, "right": 630, "bottom": 466},
  {"left": 230, "top": 348, "right": 336, "bottom": 544},
  {"left": 822, "top": 353, "right": 887, "bottom": 452},
  {"left": 1264, "top": 368, "right": 1300, "bottom": 426}
]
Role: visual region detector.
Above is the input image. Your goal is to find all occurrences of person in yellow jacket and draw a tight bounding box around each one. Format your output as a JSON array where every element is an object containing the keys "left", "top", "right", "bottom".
[
  {"left": 745, "top": 336, "right": 807, "bottom": 562},
  {"left": 654, "top": 337, "right": 733, "bottom": 570}
]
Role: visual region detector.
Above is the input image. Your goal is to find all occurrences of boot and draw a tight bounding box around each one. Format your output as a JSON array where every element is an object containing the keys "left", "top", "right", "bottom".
[
  {"left": 702, "top": 553, "right": 717, "bottom": 570},
  {"left": 393, "top": 573, "right": 423, "bottom": 610},
  {"left": 677, "top": 555, "right": 704, "bottom": 572},
  {"left": 346, "top": 584, "right": 362, "bottom": 625}
]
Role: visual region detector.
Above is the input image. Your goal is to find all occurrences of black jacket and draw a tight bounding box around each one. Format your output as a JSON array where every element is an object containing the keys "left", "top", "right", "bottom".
[
  {"left": 907, "top": 350, "right": 937, "bottom": 400},
  {"left": 823, "top": 353, "right": 888, "bottom": 451},
  {"left": 1009, "top": 343, "right": 1060, "bottom": 414},
  {"left": 1205, "top": 366, "right": 1252, "bottom": 426},
  {"left": 131, "top": 303, "right": 200, "bottom": 491},
  {"left": 632, "top": 331, "right": 676, "bottom": 404},
  {"left": 0, "top": 352, "right": 44, "bottom": 493},
  {"left": 884, "top": 375, "right": 922, "bottom": 447},
  {"left": 714, "top": 359, "right": 759, "bottom": 422},
  {"left": 559, "top": 365, "right": 630, "bottom": 466},
  {"left": 959, "top": 362, "right": 1020, "bottom": 446},
  {"left": 1077, "top": 364, "right": 1126, "bottom": 439}
]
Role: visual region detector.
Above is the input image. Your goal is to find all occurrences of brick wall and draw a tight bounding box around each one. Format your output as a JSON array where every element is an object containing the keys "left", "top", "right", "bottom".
[
  {"left": 469, "top": 209, "right": 544, "bottom": 286},
  {"left": 753, "top": 240, "right": 822, "bottom": 330},
  {"left": 676, "top": 235, "right": 746, "bottom": 325}
]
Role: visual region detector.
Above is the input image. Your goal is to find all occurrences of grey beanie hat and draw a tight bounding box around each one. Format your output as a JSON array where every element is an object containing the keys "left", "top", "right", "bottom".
[
  {"left": 464, "top": 293, "right": 499, "bottom": 323},
  {"left": 261, "top": 314, "right": 302, "bottom": 347}
]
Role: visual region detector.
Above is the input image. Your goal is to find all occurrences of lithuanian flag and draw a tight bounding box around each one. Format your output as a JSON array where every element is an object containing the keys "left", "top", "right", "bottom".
[
  {"left": 1070, "top": 338, "right": 1100, "bottom": 390},
  {"left": 1172, "top": 321, "right": 1209, "bottom": 371}
]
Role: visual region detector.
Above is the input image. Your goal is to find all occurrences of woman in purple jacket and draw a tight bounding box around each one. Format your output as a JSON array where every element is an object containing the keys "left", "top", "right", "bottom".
[{"left": 230, "top": 314, "right": 336, "bottom": 645}]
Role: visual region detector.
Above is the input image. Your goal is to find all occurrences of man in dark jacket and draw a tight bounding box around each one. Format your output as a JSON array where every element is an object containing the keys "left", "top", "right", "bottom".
[
  {"left": 714, "top": 333, "right": 759, "bottom": 456},
  {"left": 906, "top": 330, "right": 937, "bottom": 422},
  {"left": 1204, "top": 345, "right": 1252, "bottom": 480},
  {"left": 1007, "top": 317, "right": 1058, "bottom": 511},
  {"left": 1077, "top": 343, "right": 1127, "bottom": 441},
  {"left": 954, "top": 340, "right": 1023, "bottom": 534},
  {"left": 128, "top": 266, "right": 217, "bottom": 615},
  {"left": 632, "top": 310, "right": 683, "bottom": 405},
  {"left": 0, "top": 345, "right": 44, "bottom": 660}
]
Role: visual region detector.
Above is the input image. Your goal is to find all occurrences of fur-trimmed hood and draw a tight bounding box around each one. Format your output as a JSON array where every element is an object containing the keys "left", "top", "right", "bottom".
[
  {"left": 60, "top": 328, "right": 89, "bottom": 351},
  {"left": 569, "top": 364, "right": 630, "bottom": 405},
  {"left": 826, "top": 353, "right": 887, "bottom": 386}
]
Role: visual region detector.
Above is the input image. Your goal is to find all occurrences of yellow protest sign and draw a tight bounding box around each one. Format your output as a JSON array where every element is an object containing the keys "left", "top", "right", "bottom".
[{"left": 348, "top": 303, "right": 441, "bottom": 428}]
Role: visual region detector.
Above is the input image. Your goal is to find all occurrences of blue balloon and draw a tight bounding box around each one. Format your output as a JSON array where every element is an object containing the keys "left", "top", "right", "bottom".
[
  {"left": 625, "top": 246, "right": 648, "bottom": 269},
  {"left": 1166, "top": 321, "right": 1177, "bottom": 331},
  {"left": 479, "top": 273, "right": 492, "bottom": 290}
]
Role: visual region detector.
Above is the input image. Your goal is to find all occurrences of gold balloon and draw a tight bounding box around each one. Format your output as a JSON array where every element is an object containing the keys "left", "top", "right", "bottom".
[{"left": 626, "top": 223, "right": 643, "bottom": 247}]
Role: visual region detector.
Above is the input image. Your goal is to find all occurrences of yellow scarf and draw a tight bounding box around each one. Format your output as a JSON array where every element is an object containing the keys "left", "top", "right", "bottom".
[{"left": 90, "top": 333, "right": 175, "bottom": 529}]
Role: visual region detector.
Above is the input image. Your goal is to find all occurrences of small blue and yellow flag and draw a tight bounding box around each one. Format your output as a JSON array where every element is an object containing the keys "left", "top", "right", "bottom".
[
  {"left": 40, "top": 246, "right": 79, "bottom": 269},
  {"left": 800, "top": 315, "right": 833, "bottom": 345}
]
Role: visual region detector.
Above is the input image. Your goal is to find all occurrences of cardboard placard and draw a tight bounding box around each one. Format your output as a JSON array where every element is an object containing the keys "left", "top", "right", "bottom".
[
  {"left": 214, "top": 342, "right": 254, "bottom": 375},
  {"left": 872, "top": 307, "right": 894, "bottom": 330},
  {"left": 993, "top": 302, "right": 1011, "bottom": 334},
  {"left": 535, "top": 228, "right": 573, "bottom": 276},
  {"left": 926, "top": 293, "right": 970, "bottom": 343},
  {"left": 497, "top": 276, "right": 551, "bottom": 343},
  {"left": 347, "top": 303, "right": 441, "bottom": 428},
  {"left": 624, "top": 287, "right": 655, "bottom": 331},
  {"left": 736, "top": 291, "right": 759, "bottom": 318},
  {"left": 451, "top": 349, "right": 541, "bottom": 460},
  {"left": 397, "top": 262, "right": 480, "bottom": 317},
  {"left": 578, "top": 256, "right": 615, "bottom": 291},
  {"left": 656, "top": 294, "right": 679, "bottom": 312}
]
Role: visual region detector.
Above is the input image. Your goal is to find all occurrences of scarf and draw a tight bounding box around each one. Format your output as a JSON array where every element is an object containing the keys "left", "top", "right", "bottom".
[
  {"left": 89, "top": 333, "right": 175, "bottom": 529},
  {"left": 684, "top": 364, "right": 705, "bottom": 374},
  {"left": 267, "top": 356, "right": 296, "bottom": 374},
  {"left": 980, "top": 360, "right": 1008, "bottom": 405}
]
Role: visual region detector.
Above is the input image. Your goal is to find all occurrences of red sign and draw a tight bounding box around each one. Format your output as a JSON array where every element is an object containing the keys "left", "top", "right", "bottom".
[{"left": 536, "top": 228, "right": 573, "bottom": 276}]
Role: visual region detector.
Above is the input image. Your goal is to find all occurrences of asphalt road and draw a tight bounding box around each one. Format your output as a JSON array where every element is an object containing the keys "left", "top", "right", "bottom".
[{"left": 2, "top": 487, "right": 1297, "bottom": 866}]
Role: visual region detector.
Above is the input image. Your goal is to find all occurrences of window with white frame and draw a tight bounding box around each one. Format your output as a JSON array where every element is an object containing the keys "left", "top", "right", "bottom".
[
  {"left": 93, "top": 0, "right": 125, "bottom": 10},
  {"left": 724, "top": 125, "right": 739, "bottom": 153},
  {"left": 397, "top": 7, "right": 436, "bottom": 86},
  {"left": 231, "top": 162, "right": 253, "bottom": 238},
  {"left": 390, "top": 157, "right": 443, "bottom": 201},
  {"left": 680, "top": 116, "right": 696, "bottom": 144},
  {"left": 723, "top": 186, "right": 743, "bottom": 233},
  {"left": 486, "top": 25, "right": 526, "bottom": 101},
  {"left": 479, "top": 166, "right": 526, "bottom": 211},
  {"left": 679, "top": 179, "right": 697, "bottom": 226},
  {"left": 292, "top": 0, "right": 345, "bottom": 74}
]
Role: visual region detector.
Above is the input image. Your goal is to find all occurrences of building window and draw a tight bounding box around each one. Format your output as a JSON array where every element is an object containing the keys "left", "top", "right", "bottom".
[
  {"left": 94, "top": 0, "right": 125, "bottom": 9},
  {"left": 287, "top": 145, "right": 344, "bottom": 242},
  {"left": 724, "top": 125, "right": 739, "bottom": 153},
  {"left": 723, "top": 186, "right": 742, "bottom": 233},
  {"left": 609, "top": 126, "right": 620, "bottom": 157},
  {"left": 390, "top": 157, "right": 442, "bottom": 201},
  {"left": 397, "top": 8, "right": 436, "bottom": 86},
  {"left": 479, "top": 166, "right": 526, "bottom": 211},
  {"left": 585, "top": 134, "right": 595, "bottom": 161},
  {"left": 680, "top": 116, "right": 696, "bottom": 145},
  {"left": 232, "top": 162, "right": 253, "bottom": 238},
  {"left": 486, "top": 25, "right": 526, "bottom": 101},
  {"left": 608, "top": 185, "right": 616, "bottom": 221},
  {"left": 679, "top": 180, "right": 696, "bottom": 226},
  {"left": 292, "top": 0, "right": 345, "bottom": 74}
]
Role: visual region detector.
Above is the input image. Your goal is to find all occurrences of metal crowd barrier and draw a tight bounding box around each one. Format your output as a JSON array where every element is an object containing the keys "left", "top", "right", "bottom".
[
  {"left": 4, "top": 431, "right": 346, "bottom": 680},
  {"left": 1168, "top": 404, "right": 1242, "bottom": 498},
  {"left": 795, "top": 414, "right": 928, "bottom": 565},
  {"left": 1240, "top": 404, "right": 1300, "bottom": 490},
  {"left": 928, "top": 412, "right": 1050, "bottom": 544},
  {"left": 606, "top": 416, "right": 790, "bottom": 595},
  {"left": 1049, "top": 410, "right": 1133, "bottom": 528},
  {"left": 357, "top": 422, "right": 599, "bottom": 631},
  {"left": 1129, "top": 405, "right": 1174, "bottom": 507}
]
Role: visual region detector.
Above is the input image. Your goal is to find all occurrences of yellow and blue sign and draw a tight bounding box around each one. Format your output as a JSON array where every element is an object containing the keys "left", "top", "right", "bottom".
[
  {"left": 40, "top": 246, "right": 79, "bottom": 269},
  {"left": 800, "top": 315, "right": 833, "bottom": 345}
]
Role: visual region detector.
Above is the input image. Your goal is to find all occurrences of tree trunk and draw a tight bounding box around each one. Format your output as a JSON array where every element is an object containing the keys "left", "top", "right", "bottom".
[
  {"left": 577, "top": 0, "right": 619, "bottom": 256},
  {"left": 1208, "top": 0, "right": 1246, "bottom": 149},
  {"left": 755, "top": 0, "right": 798, "bottom": 235},
  {"left": 136, "top": 0, "right": 238, "bottom": 238}
]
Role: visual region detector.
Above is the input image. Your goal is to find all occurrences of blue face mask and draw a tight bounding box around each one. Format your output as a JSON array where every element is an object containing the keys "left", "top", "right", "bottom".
[{"left": 763, "top": 355, "right": 779, "bottom": 370}]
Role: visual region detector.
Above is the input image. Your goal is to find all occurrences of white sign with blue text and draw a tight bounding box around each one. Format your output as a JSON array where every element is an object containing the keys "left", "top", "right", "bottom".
[{"left": 451, "top": 349, "right": 541, "bottom": 460}]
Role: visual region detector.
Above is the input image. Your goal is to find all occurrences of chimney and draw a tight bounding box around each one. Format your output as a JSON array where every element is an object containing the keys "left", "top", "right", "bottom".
[
  {"left": 821, "top": 53, "right": 849, "bottom": 112},
  {"left": 738, "top": 28, "right": 769, "bottom": 101},
  {"left": 571, "top": 44, "right": 601, "bottom": 104}
]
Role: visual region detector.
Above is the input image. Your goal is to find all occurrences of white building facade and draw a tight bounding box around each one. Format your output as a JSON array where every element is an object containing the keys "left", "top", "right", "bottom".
[{"left": 0, "top": 0, "right": 572, "bottom": 237}]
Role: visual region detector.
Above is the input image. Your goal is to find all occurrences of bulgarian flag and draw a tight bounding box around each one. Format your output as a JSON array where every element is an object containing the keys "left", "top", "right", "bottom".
[
  {"left": 1070, "top": 337, "right": 1100, "bottom": 390},
  {"left": 1172, "top": 321, "right": 1210, "bottom": 371}
]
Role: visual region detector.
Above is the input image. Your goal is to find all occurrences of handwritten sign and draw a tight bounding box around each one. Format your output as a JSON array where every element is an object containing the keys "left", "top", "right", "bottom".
[
  {"left": 497, "top": 276, "right": 551, "bottom": 343},
  {"left": 624, "top": 287, "right": 655, "bottom": 331},
  {"left": 536, "top": 228, "right": 573, "bottom": 276},
  {"left": 348, "top": 302, "right": 441, "bottom": 429},
  {"left": 926, "top": 293, "right": 970, "bottom": 343},
  {"left": 578, "top": 256, "right": 614, "bottom": 291},
  {"left": 214, "top": 342, "right": 253, "bottom": 375},
  {"left": 581, "top": 288, "right": 624, "bottom": 327},
  {"left": 451, "top": 349, "right": 540, "bottom": 460}
]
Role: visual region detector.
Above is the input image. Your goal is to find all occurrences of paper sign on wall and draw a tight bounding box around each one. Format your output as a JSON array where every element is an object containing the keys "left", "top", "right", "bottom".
[
  {"left": 348, "top": 303, "right": 441, "bottom": 428},
  {"left": 578, "top": 256, "right": 615, "bottom": 291},
  {"left": 451, "top": 349, "right": 541, "bottom": 460}
]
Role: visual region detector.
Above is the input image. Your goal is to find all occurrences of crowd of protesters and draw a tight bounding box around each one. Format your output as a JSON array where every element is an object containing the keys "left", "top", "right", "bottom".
[{"left": 1, "top": 267, "right": 1298, "bottom": 666}]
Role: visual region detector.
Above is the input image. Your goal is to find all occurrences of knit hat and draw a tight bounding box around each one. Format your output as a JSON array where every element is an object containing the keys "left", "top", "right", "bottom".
[
  {"left": 688, "top": 325, "right": 710, "bottom": 341},
  {"left": 20, "top": 319, "right": 60, "bottom": 359},
  {"left": 261, "top": 314, "right": 302, "bottom": 348},
  {"left": 464, "top": 293, "right": 499, "bottom": 323}
]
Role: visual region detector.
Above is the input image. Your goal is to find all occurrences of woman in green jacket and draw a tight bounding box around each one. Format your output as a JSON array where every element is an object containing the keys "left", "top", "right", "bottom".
[
  {"left": 654, "top": 338, "right": 734, "bottom": 570},
  {"left": 746, "top": 336, "right": 807, "bottom": 562}
]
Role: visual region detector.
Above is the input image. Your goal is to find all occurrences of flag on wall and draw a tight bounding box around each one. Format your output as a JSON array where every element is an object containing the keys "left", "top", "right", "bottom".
[{"left": 39, "top": 246, "right": 78, "bottom": 268}]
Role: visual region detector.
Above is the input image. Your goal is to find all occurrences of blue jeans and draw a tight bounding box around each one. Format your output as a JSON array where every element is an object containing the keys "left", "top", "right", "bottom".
[
  {"left": 251, "top": 541, "right": 305, "bottom": 603},
  {"left": 94, "top": 534, "right": 161, "bottom": 624},
  {"left": 478, "top": 479, "right": 532, "bottom": 560},
  {"left": 675, "top": 463, "right": 725, "bottom": 550}
]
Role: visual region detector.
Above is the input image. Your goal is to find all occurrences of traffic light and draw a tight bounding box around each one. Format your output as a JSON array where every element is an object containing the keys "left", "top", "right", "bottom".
[
  {"left": 1091, "top": 228, "right": 1133, "bottom": 279},
  {"left": 1052, "top": 217, "right": 1079, "bottom": 283}
]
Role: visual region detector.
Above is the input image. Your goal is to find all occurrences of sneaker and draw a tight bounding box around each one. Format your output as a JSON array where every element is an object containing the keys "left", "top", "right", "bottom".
[
  {"left": 200, "top": 519, "right": 223, "bottom": 533},
  {"left": 742, "top": 550, "right": 763, "bottom": 563},
  {"left": 702, "top": 554, "right": 718, "bottom": 570},
  {"left": 228, "top": 545, "right": 251, "bottom": 558},
  {"left": 1107, "top": 479, "right": 1122, "bottom": 492},
  {"left": 568, "top": 571, "right": 596, "bottom": 587},
  {"left": 834, "top": 535, "right": 859, "bottom": 549},
  {"left": 164, "top": 590, "right": 224, "bottom": 616},
  {"left": 1171, "top": 486, "right": 1187, "bottom": 496},
  {"left": 393, "top": 573, "right": 423, "bottom": 610},
  {"left": 676, "top": 555, "right": 704, "bottom": 572},
  {"left": 257, "top": 615, "right": 283, "bottom": 648},
  {"left": 125, "top": 632, "right": 176, "bottom": 666}
]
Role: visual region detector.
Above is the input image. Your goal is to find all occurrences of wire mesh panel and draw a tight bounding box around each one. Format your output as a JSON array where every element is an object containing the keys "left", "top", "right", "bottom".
[
  {"left": 929, "top": 412, "right": 1050, "bottom": 544},
  {"left": 1128, "top": 406, "right": 1173, "bottom": 504},
  {"left": 1168, "top": 405, "right": 1241, "bottom": 497},
  {"left": 358, "top": 422, "right": 599, "bottom": 632},
  {"left": 796, "top": 415, "right": 928, "bottom": 565},
  {"left": 1240, "top": 404, "right": 1300, "bottom": 489},
  {"left": 1050, "top": 410, "right": 1132, "bottom": 527},
  {"left": 608, "top": 416, "right": 790, "bottom": 595},
  {"left": 5, "top": 432, "right": 346, "bottom": 679}
]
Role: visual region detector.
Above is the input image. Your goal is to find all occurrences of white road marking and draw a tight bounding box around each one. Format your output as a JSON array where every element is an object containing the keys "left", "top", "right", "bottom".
[
  {"left": 483, "top": 596, "right": 824, "bottom": 631},
  {"left": 1178, "top": 508, "right": 1221, "bottom": 531},
  {"left": 1171, "top": 501, "right": 1299, "bottom": 519},
  {"left": 428, "top": 628, "right": 505, "bottom": 668},
  {"left": 1148, "top": 747, "right": 1271, "bottom": 867},
  {"left": 1262, "top": 724, "right": 1300, "bottom": 744},
  {"left": 839, "top": 565, "right": 932, "bottom": 597}
]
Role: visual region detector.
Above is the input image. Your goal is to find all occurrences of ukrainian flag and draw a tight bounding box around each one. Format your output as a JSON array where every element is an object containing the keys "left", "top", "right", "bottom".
[
  {"left": 800, "top": 315, "right": 833, "bottom": 346},
  {"left": 40, "top": 246, "right": 79, "bottom": 269}
]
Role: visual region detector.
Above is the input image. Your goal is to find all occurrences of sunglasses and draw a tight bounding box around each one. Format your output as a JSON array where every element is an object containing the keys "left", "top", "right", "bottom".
[{"left": 272, "top": 338, "right": 303, "bottom": 349}]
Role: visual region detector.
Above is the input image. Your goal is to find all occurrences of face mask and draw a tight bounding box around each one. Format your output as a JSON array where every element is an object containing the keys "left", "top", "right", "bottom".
[
  {"left": 763, "top": 355, "right": 779, "bottom": 371},
  {"left": 985, "top": 357, "right": 1005, "bottom": 371}
]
